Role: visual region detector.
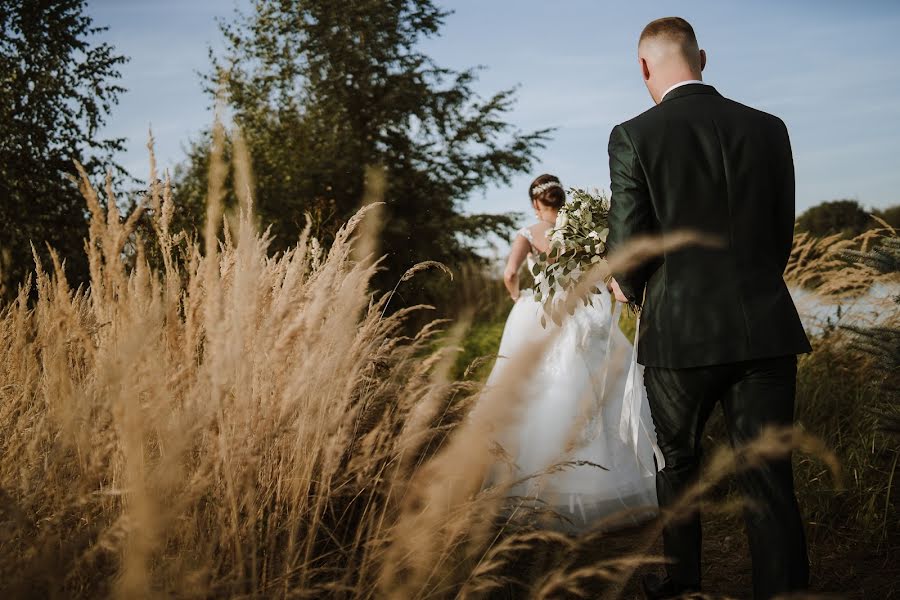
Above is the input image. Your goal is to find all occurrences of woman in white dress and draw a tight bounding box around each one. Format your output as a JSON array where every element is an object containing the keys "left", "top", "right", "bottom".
[{"left": 484, "top": 174, "right": 660, "bottom": 530}]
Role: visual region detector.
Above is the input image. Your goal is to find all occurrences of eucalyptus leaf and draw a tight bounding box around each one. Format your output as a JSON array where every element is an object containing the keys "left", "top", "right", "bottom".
[{"left": 530, "top": 186, "right": 613, "bottom": 305}]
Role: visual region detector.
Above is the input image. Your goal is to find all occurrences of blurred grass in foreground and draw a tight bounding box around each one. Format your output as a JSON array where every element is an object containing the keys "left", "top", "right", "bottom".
[{"left": 0, "top": 135, "right": 888, "bottom": 597}]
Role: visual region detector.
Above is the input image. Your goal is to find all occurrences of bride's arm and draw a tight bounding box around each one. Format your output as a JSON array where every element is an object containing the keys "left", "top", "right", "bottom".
[{"left": 503, "top": 235, "right": 532, "bottom": 301}]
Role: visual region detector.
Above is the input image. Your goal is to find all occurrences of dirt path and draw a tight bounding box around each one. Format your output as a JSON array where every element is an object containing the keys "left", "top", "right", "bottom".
[
  {"left": 607, "top": 513, "right": 898, "bottom": 599},
  {"left": 491, "top": 513, "right": 898, "bottom": 599}
]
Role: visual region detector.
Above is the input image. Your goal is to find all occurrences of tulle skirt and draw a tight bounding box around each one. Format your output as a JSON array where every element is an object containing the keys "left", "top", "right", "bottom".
[{"left": 482, "top": 289, "right": 658, "bottom": 531}]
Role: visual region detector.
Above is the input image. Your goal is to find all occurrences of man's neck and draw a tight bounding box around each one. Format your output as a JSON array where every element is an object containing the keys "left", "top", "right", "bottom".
[{"left": 659, "top": 77, "right": 705, "bottom": 103}]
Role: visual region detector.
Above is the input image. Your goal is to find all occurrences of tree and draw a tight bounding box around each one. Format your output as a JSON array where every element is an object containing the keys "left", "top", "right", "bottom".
[
  {"left": 0, "top": 0, "right": 127, "bottom": 297},
  {"left": 796, "top": 200, "right": 877, "bottom": 238},
  {"left": 175, "top": 0, "right": 549, "bottom": 309},
  {"left": 873, "top": 205, "right": 900, "bottom": 230}
]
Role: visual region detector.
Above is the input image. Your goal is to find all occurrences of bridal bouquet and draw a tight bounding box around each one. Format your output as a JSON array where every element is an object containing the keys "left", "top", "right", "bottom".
[{"left": 532, "top": 187, "right": 611, "bottom": 326}]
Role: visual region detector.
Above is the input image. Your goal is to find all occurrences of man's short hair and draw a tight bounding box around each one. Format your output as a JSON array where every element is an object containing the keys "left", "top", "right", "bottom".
[
  {"left": 639, "top": 17, "right": 701, "bottom": 69},
  {"left": 640, "top": 17, "right": 698, "bottom": 49}
]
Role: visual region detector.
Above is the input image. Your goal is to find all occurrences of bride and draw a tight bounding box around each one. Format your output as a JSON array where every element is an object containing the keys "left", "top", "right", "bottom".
[{"left": 483, "top": 173, "right": 661, "bottom": 530}]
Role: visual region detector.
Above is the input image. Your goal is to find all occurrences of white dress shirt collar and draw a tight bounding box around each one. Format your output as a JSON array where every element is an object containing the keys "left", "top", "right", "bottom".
[{"left": 661, "top": 79, "right": 707, "bottom": 100}]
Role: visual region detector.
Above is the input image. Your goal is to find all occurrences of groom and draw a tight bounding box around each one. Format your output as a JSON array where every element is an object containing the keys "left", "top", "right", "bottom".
[{"left": 607, "top": 17, "right": 812, "bottom": 600}]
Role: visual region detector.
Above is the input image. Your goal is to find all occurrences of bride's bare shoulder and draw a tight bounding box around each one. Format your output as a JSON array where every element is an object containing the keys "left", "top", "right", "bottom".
[
  {"left": 528, "top": 222, "right": 553, "bottom": 235},
  {"left": 526, "top": 222, "right": 552, "bottom": 250}
]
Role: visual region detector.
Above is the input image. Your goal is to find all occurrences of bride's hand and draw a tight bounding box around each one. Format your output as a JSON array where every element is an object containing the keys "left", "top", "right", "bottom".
[{"left": 609, "top": 277, "right": 629, "bottom": 304}]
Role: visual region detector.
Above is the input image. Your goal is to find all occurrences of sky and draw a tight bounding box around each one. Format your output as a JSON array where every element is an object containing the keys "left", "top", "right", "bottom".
[{"left": 86, "top": 0, "right": 900, "bottom": 220}]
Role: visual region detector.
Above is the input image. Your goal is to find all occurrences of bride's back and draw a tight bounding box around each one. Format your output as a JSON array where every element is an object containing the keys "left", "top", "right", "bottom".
[{"left": 525, "top": 222, "right": 553, "bottom": 255}]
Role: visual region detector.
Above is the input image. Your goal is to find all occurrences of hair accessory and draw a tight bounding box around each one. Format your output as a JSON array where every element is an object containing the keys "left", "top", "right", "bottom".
[{"left": 531, "top": 181, "right": 563, "bottom": 197}]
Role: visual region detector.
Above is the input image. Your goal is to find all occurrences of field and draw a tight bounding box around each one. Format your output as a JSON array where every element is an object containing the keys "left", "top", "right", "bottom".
[
  {"left": 0, "top": 152, "right": 898, "bottom": 599},
  {"left": 453, "top": 239, "right": 900, "bottom": 598}
]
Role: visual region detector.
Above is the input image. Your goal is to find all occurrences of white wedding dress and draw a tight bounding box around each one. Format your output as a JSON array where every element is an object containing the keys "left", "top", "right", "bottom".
[{"left": 483, "top": 226, "right": 663, "bottom": 530}]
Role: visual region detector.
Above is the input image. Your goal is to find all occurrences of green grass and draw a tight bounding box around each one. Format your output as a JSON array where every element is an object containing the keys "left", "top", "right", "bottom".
[
  {"left": 793, "top": 335, "right": 899, "bottom": 542},
  {"left": 453, "top": 317, "right": 506, "bottom": 381}
]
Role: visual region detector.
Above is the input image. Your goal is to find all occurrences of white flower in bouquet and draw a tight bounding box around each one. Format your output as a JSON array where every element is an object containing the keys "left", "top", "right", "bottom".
[{"left": 531, "top": 187, "right": 612, "bottom": 327}]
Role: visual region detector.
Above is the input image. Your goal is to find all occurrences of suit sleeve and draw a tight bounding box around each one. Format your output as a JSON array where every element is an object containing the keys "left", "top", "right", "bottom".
[
  {"left": 774, "top": 119, "right": 796, "bottom": 272},
  {"left": 607, "top": 124, "right": 655, "bottom": 303}
]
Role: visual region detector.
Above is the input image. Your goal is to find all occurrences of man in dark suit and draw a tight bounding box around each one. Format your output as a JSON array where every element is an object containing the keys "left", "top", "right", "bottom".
[{"left": 606, "top": 17, "right": 812, "bottom": 600}]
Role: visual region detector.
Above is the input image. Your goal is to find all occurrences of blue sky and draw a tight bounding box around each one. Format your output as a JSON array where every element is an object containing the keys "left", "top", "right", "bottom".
[{"left": 87, "top": 0, "right": 900, "bottom": 218}]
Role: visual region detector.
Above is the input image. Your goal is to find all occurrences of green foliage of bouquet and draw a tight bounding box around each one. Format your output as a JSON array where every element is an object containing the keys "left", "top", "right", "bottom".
[{"left": 531, "top": 188, "right": 611, "bottom": 326}]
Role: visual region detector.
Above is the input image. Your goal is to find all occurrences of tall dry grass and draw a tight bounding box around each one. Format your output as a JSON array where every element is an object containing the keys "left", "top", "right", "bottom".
[
  {"left": 0, "top": 131, "right": 566, "bottom": 598},
  {"left": 781, "top": 218, "right": 900, "bottom": 557},
  {"left": 0, "top": 132, "right": 842, "bottom": 599},
  {"left": 0, "top": 134, "right": 487, "bottom": 598},
  {"left": 785, "top": 219, "right": 899, "bottom": 297}
]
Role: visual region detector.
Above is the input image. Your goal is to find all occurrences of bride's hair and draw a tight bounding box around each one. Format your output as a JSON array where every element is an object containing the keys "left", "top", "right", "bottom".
[{"left": 529, "top": 174, "right": 565, "bottom": 210}]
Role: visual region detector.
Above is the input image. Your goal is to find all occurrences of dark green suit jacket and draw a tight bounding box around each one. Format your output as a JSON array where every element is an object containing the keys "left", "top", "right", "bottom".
[{"left": 607, "top": 83, "right": 811, "bottom": 369}]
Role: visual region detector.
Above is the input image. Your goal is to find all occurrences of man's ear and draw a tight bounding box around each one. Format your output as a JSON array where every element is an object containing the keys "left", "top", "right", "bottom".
[
  {"left": 699, "top": 49, "right": 707, "bottom": 72},
  {"left": 640, "top": 57, "right": 651, "bottom": 81}
]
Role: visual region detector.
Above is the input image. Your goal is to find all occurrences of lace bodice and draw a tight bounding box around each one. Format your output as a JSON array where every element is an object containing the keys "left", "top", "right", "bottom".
[
  {"left": 517, "top": 226, "right": 535, "bottom": 244},
  {"left": 517, "top": 226, "right": 538, "bottom": 272}
]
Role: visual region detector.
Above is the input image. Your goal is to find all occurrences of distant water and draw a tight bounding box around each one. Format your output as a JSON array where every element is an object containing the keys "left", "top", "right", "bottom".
[{"left": 791, "top": 283, "right": 898, "bottom": 335}]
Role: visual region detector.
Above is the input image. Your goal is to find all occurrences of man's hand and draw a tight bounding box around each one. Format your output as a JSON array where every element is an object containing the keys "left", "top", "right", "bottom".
[{"left": 609, "top": 277, "right": 629, "bottom": 304}]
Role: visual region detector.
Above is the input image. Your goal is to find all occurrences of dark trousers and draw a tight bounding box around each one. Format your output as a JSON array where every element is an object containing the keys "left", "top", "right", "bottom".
[{"left": 644, "top": 355, "right": 809, "bottom": 600}]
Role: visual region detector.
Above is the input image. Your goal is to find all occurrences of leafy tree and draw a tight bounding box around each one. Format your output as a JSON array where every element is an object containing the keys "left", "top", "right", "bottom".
[
  {"left": 873, "top": 205, "right": 900, "bottom": 230},
  {"left": 0, "top": 0, "right": 127, "bottom": 297},
  {"left": 796, "top": 200, "right": 876, "bottom": 238},
  {"left": 175, "top": 0, "right": 549, "bottom": 309}
]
